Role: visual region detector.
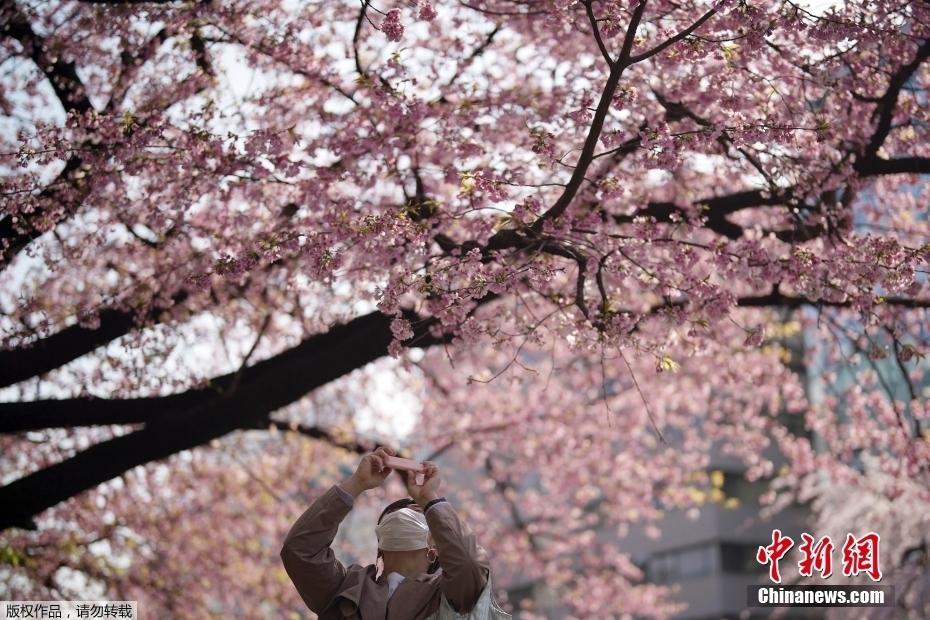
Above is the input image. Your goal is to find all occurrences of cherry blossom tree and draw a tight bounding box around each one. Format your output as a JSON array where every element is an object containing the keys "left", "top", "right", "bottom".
[{"left": 2, "top": 0, "right": 929, "bottom": 617}]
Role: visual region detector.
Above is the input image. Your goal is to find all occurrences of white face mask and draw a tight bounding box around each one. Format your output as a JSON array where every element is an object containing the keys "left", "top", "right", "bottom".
[{"left": 376, "top": 507, "right": 429, "bottom": 551}]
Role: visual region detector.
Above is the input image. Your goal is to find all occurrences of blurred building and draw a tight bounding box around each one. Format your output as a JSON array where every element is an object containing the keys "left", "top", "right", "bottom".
[{"left": 614, "top": 313, "right": 821, "bottom": 620}]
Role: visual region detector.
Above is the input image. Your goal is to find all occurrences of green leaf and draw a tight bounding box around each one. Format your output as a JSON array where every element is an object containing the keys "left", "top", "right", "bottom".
[{"left": 657, "top": 355, "right": 680, "bottom": 373}]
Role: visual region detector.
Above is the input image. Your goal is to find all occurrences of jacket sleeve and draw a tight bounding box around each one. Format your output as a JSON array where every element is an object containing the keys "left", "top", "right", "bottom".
[
  {"left": 280, "top": 484, "right": 355, "bottom": 614},
  {"left": 425, "top": 500, "right": 491, "bottom": 614}
]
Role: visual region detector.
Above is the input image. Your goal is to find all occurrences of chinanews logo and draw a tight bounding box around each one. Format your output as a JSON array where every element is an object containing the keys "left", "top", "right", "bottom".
[
  {"left": 756, "top": 529, "right": 882, "bottom": 582},
  {"left": 747, "top": 530, "right": 895, "bottom": 609}
]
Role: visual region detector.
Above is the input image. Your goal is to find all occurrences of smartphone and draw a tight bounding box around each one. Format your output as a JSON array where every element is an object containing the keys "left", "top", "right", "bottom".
[{"left": 383, "top": 455, "right": 426, "bottom": 473}]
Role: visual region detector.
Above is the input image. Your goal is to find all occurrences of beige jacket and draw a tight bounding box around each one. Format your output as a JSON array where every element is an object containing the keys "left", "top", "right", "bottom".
[{"left": 281, "top": 484, "right": 491, "bottom": 619}]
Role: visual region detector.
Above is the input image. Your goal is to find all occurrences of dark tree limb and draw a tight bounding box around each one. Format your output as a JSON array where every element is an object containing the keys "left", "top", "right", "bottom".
[
  {"left": 0, "top": 292, "right": 188, "bottom": 389},
  {"left": 0, "top": 304, "right": 449, "bottom": 434},
  {"left": 2, "top": 3, "right": 93, "bottom": 114},
  {"left": 861, "top": 37, "right": 930, "bottom": 161},
  {"left": 627, "top": 7, "right": 717, "bottom": 64},
  {"left": 856, "top": 156, "right": 930, "bottom": 176},
  {"left": 611, "top": 189, "right": 789, "bottom": 239},
  {"left": 1, "top": 3, "right": 95, "bottom": 266},
  {"left": 0, "top": 299, "right": 495, "bottom": 531},
  {"left": 736, "top": 291, "right": 930, "bottom": 310},
  {"left": 0, "top": 393, "right": 200, "bottom": 433}
]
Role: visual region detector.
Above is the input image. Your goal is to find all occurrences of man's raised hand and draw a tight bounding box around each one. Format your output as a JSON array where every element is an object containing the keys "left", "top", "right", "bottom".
[
  {"left": 345, "top": 446, "right": 397, "bottom": 493},
  {"left": 399, "top": 461, "right": 441, "bottom": 505}
]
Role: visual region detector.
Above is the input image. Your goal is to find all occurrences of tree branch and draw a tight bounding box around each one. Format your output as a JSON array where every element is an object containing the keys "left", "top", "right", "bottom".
[
  {"left": 2, "top": 3, "right": 93, "bottom": 114},
  {"left": 0, "top": 291, "right": 189, "bottom": 389},
  {"left": 628, "top": 7, "right": 716, "bottom": 64},
  {"left": 861, "top": 37, "right": 930, "bottom": 161},
  {"left": 584, "top": 0, "right": 613, "bottom": 66}
]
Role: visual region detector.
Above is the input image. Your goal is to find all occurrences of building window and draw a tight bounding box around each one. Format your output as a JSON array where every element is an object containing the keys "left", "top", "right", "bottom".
[
  {"left": 646, "top": 543, "right": 717, "bottom": 583},
  {"left": 720, "top": 543, "right": 765, "bottom": 575}
]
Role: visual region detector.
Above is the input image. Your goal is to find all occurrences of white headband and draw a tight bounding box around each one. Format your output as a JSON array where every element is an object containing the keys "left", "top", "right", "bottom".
[{"left": 376, "top": 507, "right": 429, "bottom": 551}]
